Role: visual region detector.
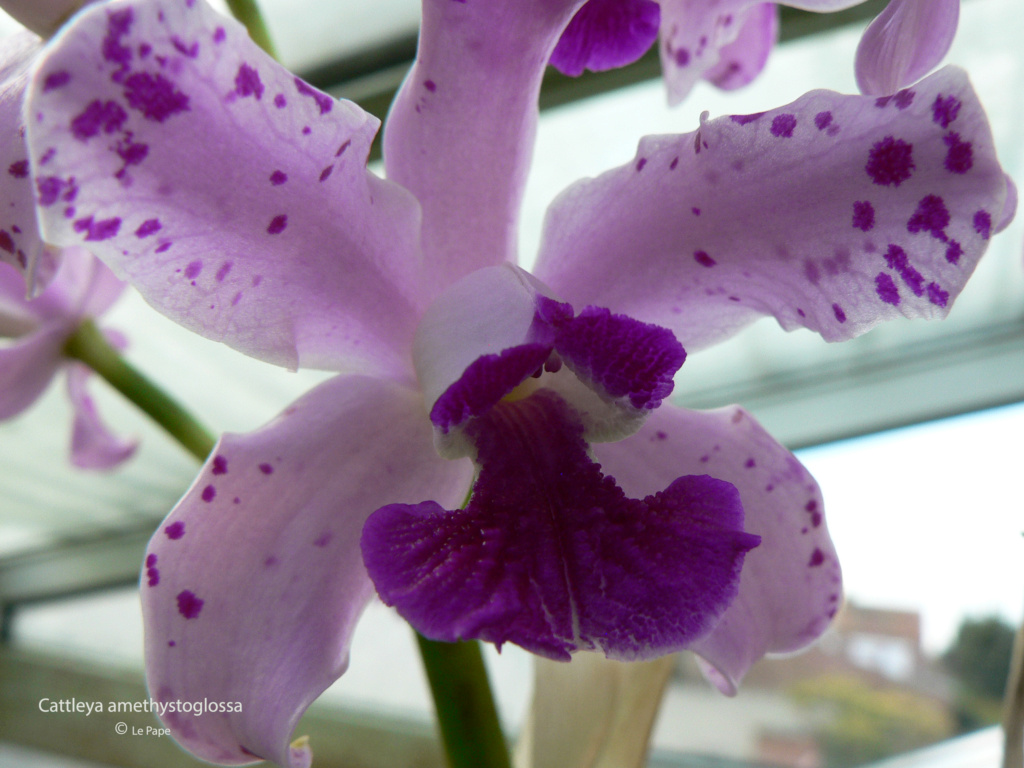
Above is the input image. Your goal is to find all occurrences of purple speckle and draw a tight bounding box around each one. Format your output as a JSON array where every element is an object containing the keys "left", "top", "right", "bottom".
[
  {"left": 852, "top": 200, "right": 875, "bottom": 231},
  {"left": 694, "top": 250, "right": 716, "bottom": 268},
  {"left": 124, "top": 72, "right": 190, "bottom": 122},
  {"left": 655, "top": 430, "right": 667, "bottom": 440},
  {"left": 7, "top": 160, "right": 28, "bottom": 178},
  {"left": 184, "top": 260, "right": 203, "bottom": 279},
  {"left": 668, "top": 157, "right": 679, "bottom": 170},
  {"left": 808, "top": 548, "right": 825, "bottom": 567},
  {"left": 944, "top": 132, "right": 972, "bottom": 174},
  {"left": 0, "top": 231, "right": 12, "bottom": 253},
  {"left": 803, "top": 259, "right": 820, "bottom": 285},
  {"left": 294, "top": 78, "right": 332, "bottom": 114},
  {"left": 165, "top": 521, "right": 185, "bottom": 539},
  {"left": 797, "top": 308, "right": 806, "bottom": 318},
  {"left": 932, "top": 94, "right": 961, "bottom": 128},
  {"left": 71, "top": 100, "right": 128, "bottom": 141},
  {"left": 336, "top": 140, "right": 351, "bottom": 157},
  {"left": 213, "top": 26, "right": 226, "bottom": 43},
  {"left": 866, "top": 136, "right": 914, "bottom": 187},
  {"left": 674, "top": 47, "right": 690, "bottom": 66},
  {"left": 234, "top": 63, "right": 264, "bottom": 99},
  {"left": 216, "top": 261, "right": 233, "bottom": 281},
  {"left": 973, "top": 210, "right": 992, "bottom": 240},
  {"left": 176, "top": 590, "right": 204, "bottom": 619},
  {"left": 270, "top": 170, "right": 287, "bottom": 185},
  {"left": 744, "top": 458, "right": 756, "bottom": 468},
  {"left": 115, "top": 136, "right": 149, "bottom": 172},
  {"left": 135, "top": 218, "right": 161, "bottom": 237},
  {"left": 80, "top": 217, "right": 121, "bottom": 242},
  {"left": 171, "top": 36, "right": 199, "bottom": 58},
  {"left": 167, "top": 640, "right": 176, "bottom": 647},
  {"left": 274, "top": 93, "right": 286, "bottom": 108},
  {"left": 139, "top": 43, "right": 151, "bottom": 58},
  {"left": 313, "top": 531, "right": 332, "bottom": 548},
  {"left": 691, "top": 207, "right": 700, "bottom": 216},
  {"left": 884, "top": 244, "right": 924, "bottom": 296},
  {"left": 258, "top": 462, "right": 274, "bottom": 475},
  {"left": 319, "top": 165, "right": 333, "bottom": 182},
  {"left": 770, "top": 113, "right": 796, "bottom": 138},
  {"left": 252, "top": 275, "right": 263, "bottom": 287},
  {"left": 875, "top": 95, "right": 892, "bottom": 108},
  {"left": 814, "top": 111, "right": 833, "bottom": 131},
  {"left": 730, "top": 112, "right": 764, "bottom": 126},
  {"left": 43, "top": 71, "right": 71, "bottom": 92},
  {"left": 875, "top": 272, "right": 901, "bottom": 305},
  {"left": 102, "top": 8, "right": 134, "bottom": 70},
  {"left": 927, "top": 282, "right": 949, "bottom": 307},
  {"left": 146, "top": 565, "right": 159, "bottom": 587},
  {"left": 945, "top": 239, "right": 963, "bottom": 265},
  {"left": 832, "top": 303, "right": 847, "bottom": 323},
  {"left": 805, "top": 500, "right": 818, "bottom": 512},
  {"left": 201, "top": 484, "right": 216, "bottom": 502},
  {"left": 211, "top": 454, "right": 228, "bottom": 475},
  {"left": 155, "top": 241, "right": 172, "bottom": 253},
  {"left": 636, "top": 157, "right": 647, "bottom": 172},
  {"left": 810, "top": 512, "right": 822, "bottom": 528},
  {"left": 424, "top": 79, "right": 437, "bottom": 92},
  {"left": 267, "top": 215, "right": 287, "bottom": 235},
  {"left": 893, "top": 89, "right": 915, "bottom": 109},
  {"left": 301, "top": 126, "right": 311, "bottom": 135},
  {"left": 907, "top": 195, "right": 949, "bottom": 238}
]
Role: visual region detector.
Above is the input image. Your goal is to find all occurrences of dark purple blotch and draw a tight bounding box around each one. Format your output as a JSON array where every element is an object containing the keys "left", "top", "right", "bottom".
[{"left": 176, "top": 590, "right": 204, "bottom": 619}]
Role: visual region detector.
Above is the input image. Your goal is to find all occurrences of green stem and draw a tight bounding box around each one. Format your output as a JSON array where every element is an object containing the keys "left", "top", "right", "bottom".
[
  {"left": 63, "top": 319, "right": 215, "bottom": 463},
  {"left": 225, "top": 0, "right": 279, "bottom": 60},
  {"left": 416, "top": 633, "right": 512, "bottom": 768}
]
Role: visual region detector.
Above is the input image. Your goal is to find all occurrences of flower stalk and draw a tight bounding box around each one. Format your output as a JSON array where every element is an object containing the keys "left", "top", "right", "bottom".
[
  {"left": 225, "top": 0, "right": 278, "bottom": 59},
  {"left": 62, "top": 318, "right": 215, "bottom": 462},
  {"left": 416, "top": 633, "right": 512, "bottom": 768},
  {"left": 1002, "top": 613, "right": 1024, "bottom": 768}
]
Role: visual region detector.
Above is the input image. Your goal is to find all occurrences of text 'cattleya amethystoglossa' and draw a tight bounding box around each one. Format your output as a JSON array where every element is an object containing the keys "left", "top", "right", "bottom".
[{"left": 20, "top": 0, "right": 1013, "bottom": 763}]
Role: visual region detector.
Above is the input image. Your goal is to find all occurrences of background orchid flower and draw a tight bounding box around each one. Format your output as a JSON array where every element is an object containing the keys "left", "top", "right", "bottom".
[
  {"left": 549, "top": 0, "right": 870, "bottom": 104},
  {"left": 20, "top": 0, "right": 1013, "bottom": 763},
  {"left": 0, "top": 247, "right": 136, "bottom": 468},
  {"left": 855, "top": 0, "right": 960, "bottom": 96},
  {"left": 0, "top": 28, "right": 66, "bottom": 292}
]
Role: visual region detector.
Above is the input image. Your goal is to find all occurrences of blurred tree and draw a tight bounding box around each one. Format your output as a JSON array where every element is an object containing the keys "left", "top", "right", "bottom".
[{"left": 942, "top": 616, "right": 1015, "bottom": 732}]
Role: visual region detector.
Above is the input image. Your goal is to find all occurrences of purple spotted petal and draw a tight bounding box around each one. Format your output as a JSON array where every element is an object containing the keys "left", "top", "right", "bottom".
[
  {"left": 701, "top": 3, "right": 777, "bottom": 91},
  {"left": 535, "top": 67, "right": 1011, "bottom": 350},
  {"left": 27, "top": 0, "right": 424, "bottom": 374},
  {"left": 0, "top": 322, "right": 64, "bottom": 419},
  {"left": 66, "top": 362, "right": 137, "bottom": 469},
  {"left": 549, "top": 0, "right": 660, "bottom": 77},
  {"left": 2, "top": 0, "right": 92, "bottom": 36},
  {"left": 0, "top": 31, "right": 60, "bottom": 294},
  {"left": 142, "top": 375, "right": 472, "bottom": 767},
  {"left": 593, "top": 404, "right": 840, "bottom": 693},
  {"left": 383, "top": 0, "right": 584, "bottom": 297},
  {"left": 856, "top": 0, "right": 959, "bottom": 96},
  {"left": 363, "top": 390, "right": 759, "bottom": 661},
  {"left": 657, "top": 0, "right": 864, "bottom": 105}
]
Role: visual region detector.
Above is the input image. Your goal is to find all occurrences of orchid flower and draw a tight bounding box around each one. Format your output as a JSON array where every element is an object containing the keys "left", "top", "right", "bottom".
[
  {"left": 855, "top": 0, "right": 960, "bottom": 96},
  {"left": 20, "top": 0, "right": 1013, "bottom": 764},
  {"left": 0, "top": 247, "right": 136, "bottom": 468},
  {"left": 549, "top": 0, "right": 869, "bottom": 104}
]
